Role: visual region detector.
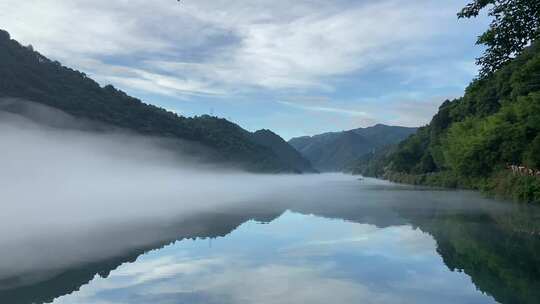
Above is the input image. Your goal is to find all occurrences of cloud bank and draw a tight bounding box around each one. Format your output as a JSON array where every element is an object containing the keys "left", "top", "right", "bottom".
[{"left": 0, "top": 0, "right": 478, "bottom": 95}]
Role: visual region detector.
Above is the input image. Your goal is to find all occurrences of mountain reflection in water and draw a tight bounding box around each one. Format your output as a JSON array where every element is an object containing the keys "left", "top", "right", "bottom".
[{"left": 1, "top": 177, "right": 540, "bottom": 304}]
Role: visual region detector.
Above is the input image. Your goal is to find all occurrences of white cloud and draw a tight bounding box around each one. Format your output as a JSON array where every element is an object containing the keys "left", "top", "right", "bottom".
[
  {"left": 0, "top": 0, "right": 472, "bottom": 96},
  {"left": 278, "top": 101, "right": 370, "bottom": 117}
]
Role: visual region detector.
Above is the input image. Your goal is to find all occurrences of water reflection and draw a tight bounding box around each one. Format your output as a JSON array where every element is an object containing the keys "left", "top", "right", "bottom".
[
  {"left": 2, "top": 178, "right": 540, "bottom": 304},
  {"left": 52, "top": 213, "right": 494, "bottom": 304}
]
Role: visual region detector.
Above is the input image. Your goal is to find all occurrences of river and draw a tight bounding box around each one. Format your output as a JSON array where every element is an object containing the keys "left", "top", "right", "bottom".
[{"left": 2, "top": 176, "right": 539, "bottom": 304}]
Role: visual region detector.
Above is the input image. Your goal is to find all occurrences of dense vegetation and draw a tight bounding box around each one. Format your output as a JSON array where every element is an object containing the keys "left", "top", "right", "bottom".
[
  {"left": 352, "top": 1, "right": 540, "bottom": 202},
  {"left": 346, "top": 145, "right": 396, "bottom": 177},
  {"left": 0, "top": 29, "right": 314, "bottom": 173},
  {"left": 289, "top": 124, "right": 416, "bottom": 172},
  {"left": 458, "top": 0, "right": 540, "bottom": 76},
  {"left": 353, "top": 41, "right": 540, "bottom": 202}
]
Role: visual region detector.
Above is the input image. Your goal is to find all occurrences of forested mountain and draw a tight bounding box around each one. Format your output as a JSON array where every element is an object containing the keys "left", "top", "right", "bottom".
[
  {"left": 350, "top": 0, "right": 540, "bottom": 203},
  {"left": 346, "top": 145, "right": 396, "bottom": 177},
  {"left": 289, "top": 124, "right": 416, "bottom": 172},
  {"left": 0, "top": 29, "right": 313, "bottom": 173},
  {"left": 353, "top": 41, "right": 540, "bottom": 202},
  {"left": 249, "top": 129, "right": 316, "bottom": 173}
]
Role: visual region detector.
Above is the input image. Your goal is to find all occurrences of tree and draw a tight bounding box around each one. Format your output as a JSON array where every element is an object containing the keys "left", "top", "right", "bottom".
[{"left": 458, "top": 0, "right": 540, "bottom": 77}]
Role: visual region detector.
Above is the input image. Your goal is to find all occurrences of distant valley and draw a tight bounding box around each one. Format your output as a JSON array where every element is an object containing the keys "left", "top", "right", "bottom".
[{"left": 289, "top": 125, "right": 417, "bottom": 172}]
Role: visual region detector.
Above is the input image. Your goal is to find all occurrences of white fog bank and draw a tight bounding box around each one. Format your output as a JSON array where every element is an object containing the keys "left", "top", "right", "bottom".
[{"left": 0, "top": 99, "right": 353, "bottom": 288}]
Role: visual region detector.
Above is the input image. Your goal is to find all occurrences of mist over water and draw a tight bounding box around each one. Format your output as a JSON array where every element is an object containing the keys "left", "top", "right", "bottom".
[
  {"left": 0, "top": 99, "right": 349, "bottom": 288},
  {"left": 3, "top": 100, "right": 539, "bottom": 304}
]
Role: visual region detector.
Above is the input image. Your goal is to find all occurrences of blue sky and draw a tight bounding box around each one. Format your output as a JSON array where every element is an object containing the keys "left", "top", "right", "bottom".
[{"left": 0, "top": 0, "right": 488, "bottom": 139}]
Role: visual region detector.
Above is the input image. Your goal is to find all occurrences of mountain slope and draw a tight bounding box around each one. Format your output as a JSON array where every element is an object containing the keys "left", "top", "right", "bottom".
[
  {"left": 289, "top": 124, "right": 417, "bottom": 172},
  {"left": 249, "top": 129, "right": 316, "bottom": 173},
  {"left": 0, "top": 29, "right": 312, "bottom": 173},
  {"left": 356, "top": 41, "right": 540, "bottom": 202}
]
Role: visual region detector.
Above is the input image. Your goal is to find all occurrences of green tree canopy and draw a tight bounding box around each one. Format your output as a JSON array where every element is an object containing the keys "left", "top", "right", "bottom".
[{"left": 459, "top": 0, "right": 540, "bottom": 76}]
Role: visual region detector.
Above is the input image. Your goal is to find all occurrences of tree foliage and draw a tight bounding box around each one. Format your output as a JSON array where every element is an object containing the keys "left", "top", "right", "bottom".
[
  {"left": 458, "top": 0, "right": 540, "bottom": 76},
  {"left": 354, "top": 40, "right": 540, "bottom": 202}
]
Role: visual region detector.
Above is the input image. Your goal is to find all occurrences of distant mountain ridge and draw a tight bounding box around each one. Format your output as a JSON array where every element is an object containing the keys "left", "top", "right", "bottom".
[
  {"left": 289, "top": 124, "right": 417, "bottom": 172},
  {"left": 0, "top": 29, "right": 314, "bottom": 173}
]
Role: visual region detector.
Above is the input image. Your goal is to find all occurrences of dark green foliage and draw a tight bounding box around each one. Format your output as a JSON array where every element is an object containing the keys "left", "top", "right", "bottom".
[
  {"left": 485, "top": 171, "right": 540, "bottom": 203},
  {"left": 443, "top": 93, "right": 540, "bottom": 177},
  {"left": 388, "top": 127, "right": 431, "bottom": 174},
  {"left": 0, "top": 29, "right": 310, "bottom": 173},
  {"left": 524, "top": 135, "right": 540, "bottom": 168},
  {"left": 357, "top": 41, "right": 540, "bottom": 202},
  {"left": 249, "top": 129, "right": 317, "bottom": 173},
  {"left": 346, "top": 145, "right": 395, "bottom": 177},
  {"left": 458, "top": 0, "right": 540, "bottom": 76}
]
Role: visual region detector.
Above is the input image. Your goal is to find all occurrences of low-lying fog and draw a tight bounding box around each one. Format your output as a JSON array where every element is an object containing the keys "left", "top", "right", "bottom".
[
  {"left": 0, "top": 99, "right": 512, "bottom": 292},
  {"left": 0, "top": 99, "right": 353, "bottom": 288}
]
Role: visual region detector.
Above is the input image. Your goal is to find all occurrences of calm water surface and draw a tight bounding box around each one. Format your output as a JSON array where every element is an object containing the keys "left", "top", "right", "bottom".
[{"left": 2, "top": 177, "right": 540, "bottom": 304}]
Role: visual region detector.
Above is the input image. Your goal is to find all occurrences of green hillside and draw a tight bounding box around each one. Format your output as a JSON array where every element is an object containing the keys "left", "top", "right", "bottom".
[
  {"left": 289, "top": 124, "right": 416, "bottom": 172},
  {"left": 0, "top": 29, "right": 313, "bottom": 173},
  {"left": 354, "top": 41, "right": 540, "bottom": 202},
  {"left": 250, "top": 129, "right": 316, "bottom": 173}
]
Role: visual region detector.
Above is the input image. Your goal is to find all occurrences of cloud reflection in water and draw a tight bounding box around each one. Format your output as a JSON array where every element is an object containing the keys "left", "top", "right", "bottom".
[{"left": 53, "top": 212, "right": 497, "bottom": 304}]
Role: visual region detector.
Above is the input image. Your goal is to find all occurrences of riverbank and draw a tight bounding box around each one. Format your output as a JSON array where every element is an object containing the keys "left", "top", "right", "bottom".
[{"left": 375, "top": 170, "right": 540, "bottom": 203}]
